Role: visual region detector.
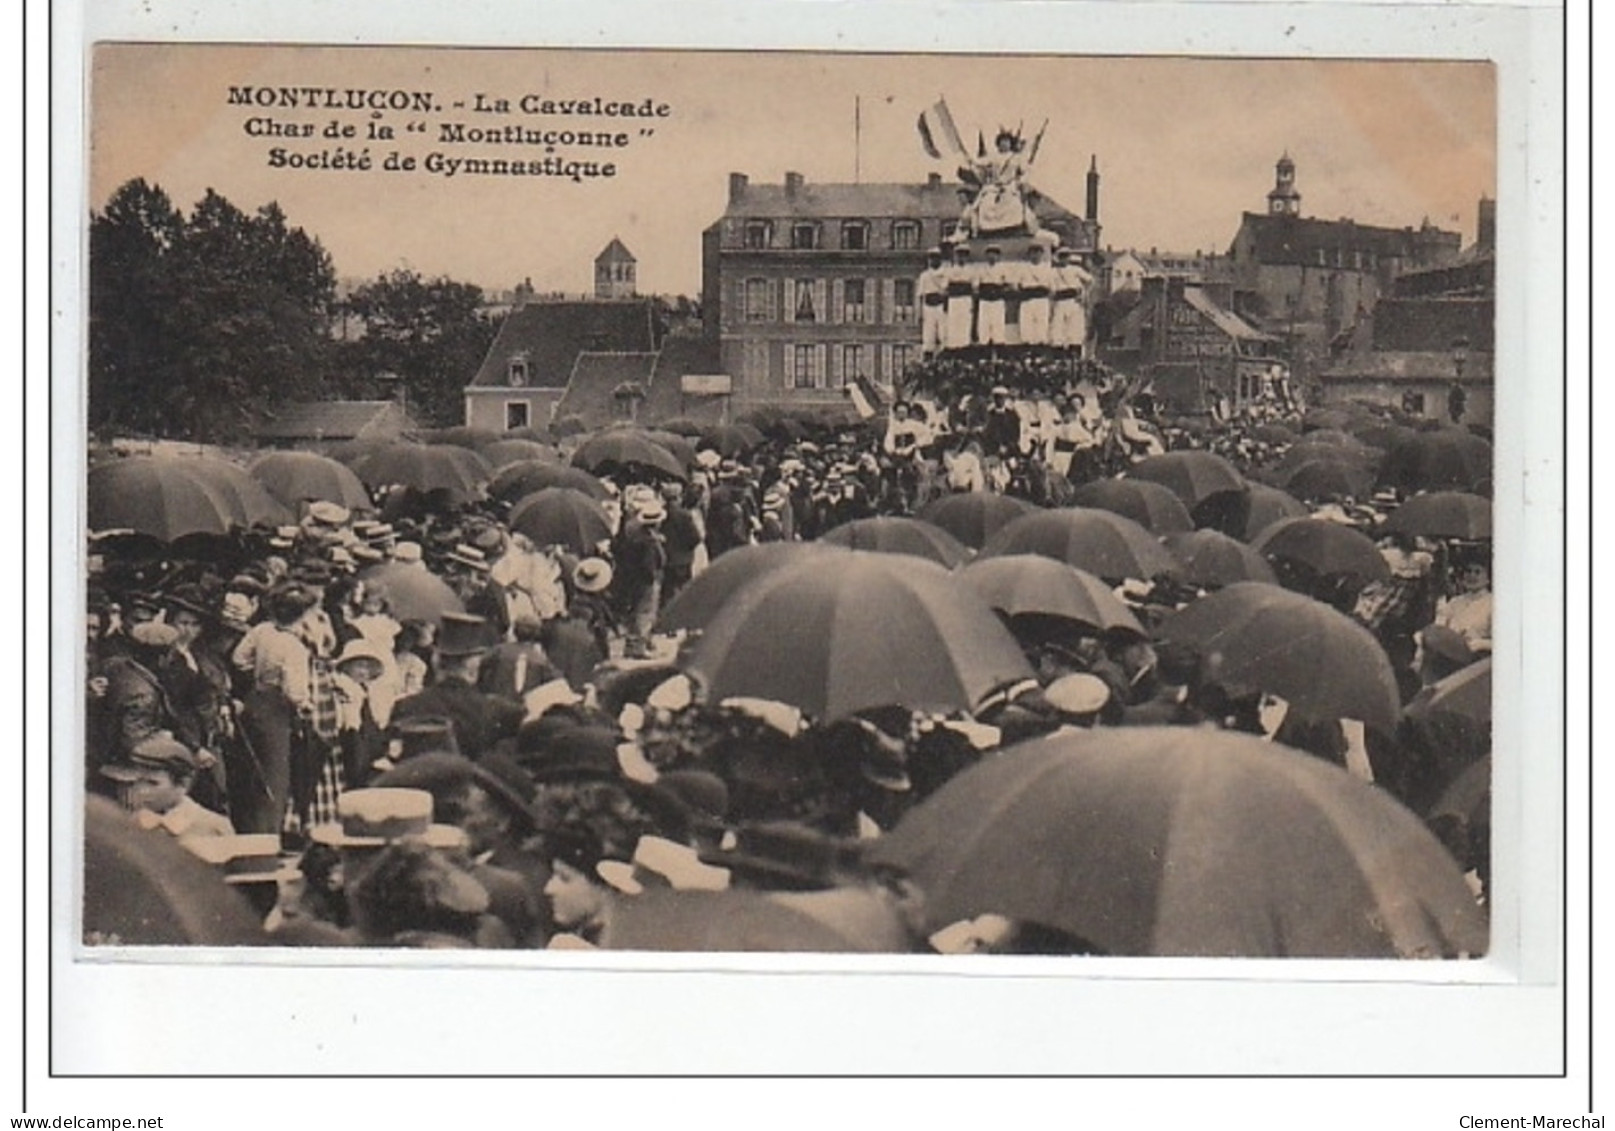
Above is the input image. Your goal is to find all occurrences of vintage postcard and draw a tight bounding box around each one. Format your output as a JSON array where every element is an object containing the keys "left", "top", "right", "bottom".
[{"left": 48, "top": 0, "right": 1569, "bottom": 1088}]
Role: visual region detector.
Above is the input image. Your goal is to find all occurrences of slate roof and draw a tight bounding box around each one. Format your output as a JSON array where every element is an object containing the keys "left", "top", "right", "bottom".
[
  {"left": 1182, "top": 288, "right": 1278, "bottom": 342},
  {"left": 552, "top": 353, "right": 659, "bottom": 429},
  {"left": 1235, "top": 212, "right": 1458, "bottom": 266},
  {"left": 725, "top": 179, "right": 1079, "bottom": 224},
  {"left": 642, "top": 334, "right": 725, "bottom": 424},
  {"left": 595, "top": 237, "right": 636, "bottom": 265},
  {"left": 467, "top": 300, "right": 658, "bottom": 390},
  {"left": 256, "top": 400, "right": 413, "bottom": 442}
]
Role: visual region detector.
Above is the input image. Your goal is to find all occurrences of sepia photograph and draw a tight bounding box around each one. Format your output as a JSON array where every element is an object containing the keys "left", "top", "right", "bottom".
[{"left": 75, "top": 41, "right": 1505, "bottom": 964}]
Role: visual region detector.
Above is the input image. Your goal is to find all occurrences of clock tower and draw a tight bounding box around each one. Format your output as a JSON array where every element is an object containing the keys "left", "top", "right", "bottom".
[{"left": 1267, "top": 152, "right": 1301, "bottom": 217}]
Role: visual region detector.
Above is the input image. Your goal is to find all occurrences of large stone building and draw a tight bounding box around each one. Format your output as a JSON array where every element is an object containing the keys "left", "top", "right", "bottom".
[
  {"left": 1226, "top": 155, "right": 1463, "bottom": 384},
  {"left": 700, "top": 168, "right": 1101, "bottom": 413}
]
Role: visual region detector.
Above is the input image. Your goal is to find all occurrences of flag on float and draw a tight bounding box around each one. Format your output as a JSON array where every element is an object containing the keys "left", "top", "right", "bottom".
[
  {"left": 846, "top": 373, "right": 884, "bottom": 420},
  {"left": 917, "top": 99, "right": 966, "bottom": 160}
]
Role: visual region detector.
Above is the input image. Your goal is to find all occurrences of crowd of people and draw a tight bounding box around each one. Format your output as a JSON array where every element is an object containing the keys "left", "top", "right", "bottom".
[{"left": 83, "top": 371, "right": 1494, "bottom": 954}]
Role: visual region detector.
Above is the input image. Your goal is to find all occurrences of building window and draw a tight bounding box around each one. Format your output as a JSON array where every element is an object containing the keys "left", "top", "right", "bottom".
[
  {"left": 892, "top": 278, "right": 916, "bottom": 324},
  {"left": 744, "top": 221, "right": 772, "bottom": 249},
  {"left": 1401, "top": 391, "right": 1427, "bottom": 416},
  {"left": 791, "top": 344, "right": 823, "bottom": 389},
  {"left": 743, "top": 340, "right": 770, "bottom": 385},
  {"left": 890, "top": 343, "right": 913, "bottom": 381},
  {"left": 791, "top": 223, "right": 820, "bottom": 250},
  {"left": 893, "top": 221, "right": 920, "bottom": 250},
  {"left": 842, "top": 222, "right": 869, "bottom": 250},
  {"left": 839, "top": 344, "right": 865, "bottom": 388},
  {"left": 507, "top": 355, "right": 529, "bottom": 387},
  {"left": 505, "top": 401, "right": 530, "bottom": 430},
  {"left": 793, "top": 279, "right": 819, "bottom": 323},
  {"left": 745, "top": 277, "right": 772, "bottom": 322},
  {"left": 842, "top": 278, "right": 866, "bottom": 323}
]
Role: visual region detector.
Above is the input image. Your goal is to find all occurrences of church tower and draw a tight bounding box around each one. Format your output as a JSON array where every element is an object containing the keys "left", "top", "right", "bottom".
[
  {"left": 594, "top": 237, "right": 637, "bottom": 299},
  {"left": 1267, "top": 152, "right": 1301, "bottom": 217}
]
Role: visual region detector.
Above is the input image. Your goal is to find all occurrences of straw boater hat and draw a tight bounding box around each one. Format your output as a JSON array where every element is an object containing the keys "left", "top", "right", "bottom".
[
  {"left": 180, "top": 833, "right": 300, "bottom": 885},
  {"left": 309, "top": 788, "right": 466, "bottom": 850},
  {"left": 572, "top": 557, "right": 614, "bottom": 594},
  {"left": 694, "top": 449, "right": 722, "bottom": 471},
  {"left": 446, "top": 544, "right": 491, "bottom": 572},
  {"left": 307, "top": 501, "right": 351, "bottom": 527},
  {"left": 633, "top": 497, "right": 667, "bottom": 525},
  {"left": 391, "top": 541, "right": 424, "bottom": 564},
  {"left": 1043, "top": 672, "right": 1113, "bottom": 719}
]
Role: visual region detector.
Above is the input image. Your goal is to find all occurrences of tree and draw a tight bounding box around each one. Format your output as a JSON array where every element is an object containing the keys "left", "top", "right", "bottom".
[
  {"left": 88, "top": 181, "right": 338, "bottom": 442},
  {"left": 333, "top": 270, "right": 497, "bottom": 426}
]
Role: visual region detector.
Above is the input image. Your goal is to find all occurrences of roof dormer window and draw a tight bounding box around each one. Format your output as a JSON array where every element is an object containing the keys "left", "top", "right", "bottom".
[
  {"left": 508, "top": 353, "right": 529, "bottom": 387},
  {"left": 841, "top": 221, "right": 869, "bottom": 251}
]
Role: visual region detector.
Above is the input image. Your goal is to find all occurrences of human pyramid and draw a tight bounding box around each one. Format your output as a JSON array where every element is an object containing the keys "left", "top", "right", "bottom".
[{"left": 917, "top": 236, "right": 1093, "bottom": 356}]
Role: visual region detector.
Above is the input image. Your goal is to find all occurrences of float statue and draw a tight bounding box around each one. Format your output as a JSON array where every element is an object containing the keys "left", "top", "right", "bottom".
[{"left": 918, "top": 99, "right": 1047, "bottom": 238}]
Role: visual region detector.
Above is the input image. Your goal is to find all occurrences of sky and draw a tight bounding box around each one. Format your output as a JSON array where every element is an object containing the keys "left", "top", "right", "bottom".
[{"left": 90, "top": 46, "right": 1495, "bottom": 297}]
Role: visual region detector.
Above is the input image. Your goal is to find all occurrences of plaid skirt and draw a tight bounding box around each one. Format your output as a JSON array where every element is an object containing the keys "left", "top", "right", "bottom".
[{"left": 284, "top": 742, "right": 347, "bottom": 834}]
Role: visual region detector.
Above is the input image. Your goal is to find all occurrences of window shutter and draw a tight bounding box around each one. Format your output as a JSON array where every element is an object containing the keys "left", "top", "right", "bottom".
[
  {"left": 815, "top": 279, "right": 829, "bottom": 325},
  {"left": 830, "top": 279, "right": 842, "bottom": 325}
]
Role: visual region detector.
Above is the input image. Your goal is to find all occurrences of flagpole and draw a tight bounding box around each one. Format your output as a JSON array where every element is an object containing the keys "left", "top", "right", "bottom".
[{"left": 855, "top": 94, "right": 862, "bottom": 183}]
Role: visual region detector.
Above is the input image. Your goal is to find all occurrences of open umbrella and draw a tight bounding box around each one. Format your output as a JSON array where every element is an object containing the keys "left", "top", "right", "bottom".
[
  {"left": 685, "top": 552, "right": 1033, "bottom": 721},
  {"left": 601, "top": 887, "right": 912, "bottom": 953},
  {"left": 1126, "top": 451, "right": 1246, "bottom": 510},
  {"left": 489, "top": 459, "right": 610, "bottom": 503},
  {"left": 1378, "top": 430, "right": 1493, "bottom": 494},
  {"left": 346, "top": 443, "right": 489, "bottom": 504},
  {"left": 507, "top": 488, "right": 613, "bottom": 556},
  {"left": 916, "top": 493, "right": 1036, "bottom": 549},
  {"left": 657, "top": 417, "right": 708, "bottom": 437},
  {"left": 1271, "top": 438, "right": 1380, "bottom": 476},
  {"left": 821, "top": 516, "right": 971, "bottom": 568},
  {"left": 1251, "top": 422, "right": 1300, "bottom": 445},
  {"left": 956, "top": 555, "right": 1144, "bottom": 637},
  {"left": 1350, "top": 420, "right": 1419, "bottom": 452},
  {"left": 1162, "top": 529, "right": 1279, "bottom": 588},
  {"left": 358, "top": 561, "right": 467, "bottom": 625},
  {"left": 865, "top": 727, "right": 1487, "bottom": 957},
  {"left": 181, "top": 456, "right": 294, "bottom": 528},
  {"left": 249, "top": 451, "right": 373, "bottom": 511},
  {"left": 87, "top": 456, "right": 239, "bottom": 541},
  {"left": 1252, "top": 518, "right": 1391, "bottom": 584},
  {"left": 479, "top": 438, "right": 562, "bottom": 469},
  {"left": 1398, "top": 658, "right": 1492, "bottom": 814},
  {"left": 83, "top": 798, "right": 267, "bottom": 946},
  {"left": 699, "top": 423, "right": 764, "bottom": 458},
  {"left": 551, "top": 414, "right": 591, "bottom": 438},
  {"left": 658, "top": 542, "right": 849, "bottom": 633},
  {"left": 1273, "top": 457, "right": 1376, "bottom": 504},
  {"left": 1381, "top": 492, "right": 1492, "bottom": 540},
  {"left": 1302, "top": 408, "right": 1360, "bottom": 433},
  {"left": 573, "top": 431, "right": 687, "bottom": 481},
  {"left": 1157, "top": 581, "right": 1400, "bottom": 732},
  {"left": 979, "top": 508, "right": 1180, "bottom": 583},
  {"left": 1240, "top": 483, "right": 1310, "bottom": 542},
  {"left": 1070, "top": 479, "right": 1194, "bottom": 534}
]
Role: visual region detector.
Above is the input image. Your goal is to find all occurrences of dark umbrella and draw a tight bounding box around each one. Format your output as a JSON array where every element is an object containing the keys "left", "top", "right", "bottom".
[
  {"left": 699, "top": 423, "right": 764, "bottom": 458},
  {"left": 488, "top": 459, "right": 610, "bottom": 503},
  {"left": 182, "top": 456, "right": 295, "bottom": 529},
  {"left": 1240, "top": 483, "right": 1310, "bottom": 542},
  {"left": 1302, "top": 408, "right": 1359, "bottom": 433},
  {"left": 1378, "top": 430, "right": 1493, "bottom": 493},
  {"left": 1158, "top": 581, "right": 1400, "bottom": 732},
  {"left": 1381, "top": 492, "right": 1492, "bottom": 540},
  {"left": 865, "top": 727, "right": 1487, "bottom": 957},
  {"left": 658, "top": 542, "right": 850, "bottom": 633},
  {"left": 83, "top": 798, "right": 267, "bottom": 946},
  {"left": 1127, "top": 451, "right": 1246, "bottom": 509},
  {"left": 249, "top": 451, "right": 374, "bottom": 511},
  {"left": 1296, "top": 428, "right": 1376, "bottom": 454},
  {"left": 1350, "top": 420, "right": 1419, "bottom": 452},
  {"left": 956, "top": 555, "right": 1144, "bottom": 637},
  {"left": 1272, "top": 438, "right": 1380, "bottom": 476},
  {"left": 551, "top": 414, "right": 590, "bottom": 438},
  {"left": 1274, "top": 457, "right": 1376, "bottom": 503},
  {"left": 346, "top": 443, "right": 490, "bottom": 504},
  {"left": 479, "top": 439, "right": 562, "bottom": 469},
  {"left": 1252, "top": 518, "right": 1391, "bottom": 584},
  {"left": 1400, "top": 657, "right": 1492, "bottom": 810},
  {"left": 1162, "top": 529, "right": 1279, "bottom": 588},
  {"left": 507, "top": 488, "right": 613, "bottom": 556},
  {"left": 601, "top": 887, "right": 913, "bottom": 953},
  {"left": 636, "top": 428, "right": 699, "bottom": 468},
  {"left": 821, "top": 517, "right": 972, "bottom": 568},
  {"left": 1251, "top": 422, "right": 1299, "bottom": 445},
  {"left": 1070, "top": 478, "right": 1194, "bottom": 534},
  {"left": 572, "top": 432, "right": 687, "bottom": 481},
  {"left": 916, "top": 493, "right": 1036, "bottom": 549},
  {"left": 978, "top": 508, "right": 1180, "bottom": 583},
  {"left": 685, "top": 552, "right": 1033, "bottom": 721},
  {"left": 657, "top": 417, "right": 708, "bottom": 437},
  {"left": 358, "top": 561, "right": 467, "bottom": 625},
  {"left": 87, "top": 456, "right": 239, "bottom": 541}
]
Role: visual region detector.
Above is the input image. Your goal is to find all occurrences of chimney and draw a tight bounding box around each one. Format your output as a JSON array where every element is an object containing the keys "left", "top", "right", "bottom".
[
  {"left": 728, "top": 172, "right": 749, "bottom": 202},
  {"left": 1477, "top": 196, "right": 1496, "bottom": 251},
  {"left": 1166, "top": 276, "right": 1187, "bottom": 302},
  {"left": 784, "top": 171, "right": 804, "bottom": 199},
  {"left": 927, "top": 171, "right": 942, "bottom": 189},
  {"left": 1085, "top": 155, "right": 1100, "bottom": 223}
]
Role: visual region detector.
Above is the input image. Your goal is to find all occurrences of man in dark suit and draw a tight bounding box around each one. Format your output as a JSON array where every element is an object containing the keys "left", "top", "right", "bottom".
[{"left": 392, "top": 613, "right": 524, "bottom": 760}]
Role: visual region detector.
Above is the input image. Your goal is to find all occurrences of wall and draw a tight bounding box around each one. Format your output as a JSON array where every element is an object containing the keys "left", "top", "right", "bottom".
[{"left": 464, "top": 388, "right": 567, "bottom": 431}]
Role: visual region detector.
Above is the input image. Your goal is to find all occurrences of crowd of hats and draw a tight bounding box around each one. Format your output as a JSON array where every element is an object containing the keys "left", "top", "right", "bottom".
[{"left": 83, "top": 388, "right": 1493, "bottom": 954}]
